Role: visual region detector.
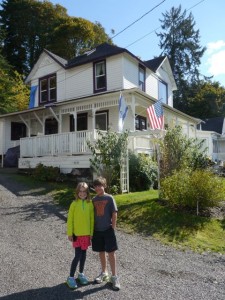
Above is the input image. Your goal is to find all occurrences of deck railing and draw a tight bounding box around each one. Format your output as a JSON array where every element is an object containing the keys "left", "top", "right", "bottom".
[{"left": 20, "top": 131, "right": 94, "bottom": 157}]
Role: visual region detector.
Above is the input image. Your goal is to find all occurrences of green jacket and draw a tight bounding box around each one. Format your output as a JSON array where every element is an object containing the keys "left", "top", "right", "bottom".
[{"left": 67, "top": 199, "right": 94, "bottom": 237}]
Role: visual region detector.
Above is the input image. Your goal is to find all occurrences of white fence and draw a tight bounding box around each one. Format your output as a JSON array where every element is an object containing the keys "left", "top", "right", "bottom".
[{"left": 20, "top": 131, "right": 94, "bottom": 157}]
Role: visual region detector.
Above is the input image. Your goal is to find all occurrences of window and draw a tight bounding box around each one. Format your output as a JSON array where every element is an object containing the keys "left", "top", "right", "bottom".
[
  {"left": 94, "top": 60, "right": 106, "bottom": 93},
  {"left": 95, "top": 111, "right": 108, "bottom": 130},
  {"left": 45, "top": 118, "right": 58, "bottom": 135},
  {"left": 139, "top": 65, "right": 145, "bottom": 92},
  {"left": 70, "top": 113, "right": 88, "bottom": 131},
  {"left": 135, "top": 115, "right": 147, "bottom": 131},
  {"left": 159, "top": 80, "right": 168, "bottom": 104},
  {"left": 11, "top": 122, "right": 26, "bottom": 140},
  {"left": 39, "top": 74, "right": 56, "bottom": 104}
]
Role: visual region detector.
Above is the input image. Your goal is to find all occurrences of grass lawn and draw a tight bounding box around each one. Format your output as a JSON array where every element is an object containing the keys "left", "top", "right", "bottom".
[
  {"left": 115, "top": 190, "right": 225, "bottom": 254},
  {"left": 3, "top": 171, "right": 225, "bottom": 254}
]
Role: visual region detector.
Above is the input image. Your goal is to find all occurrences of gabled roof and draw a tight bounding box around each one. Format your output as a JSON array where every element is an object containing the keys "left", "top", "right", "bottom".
[
  {"left": 26, "top": 42, "right": 173, "bottom": 84},
  {"left": 66, "top": 42, "right": 142, "bottom": 68},
  {"left": 144, "top": 56, "right": 166, "bottom": 72},
  {"left": 44, "top": 49, "right": 67, "bottom": 67},
  {"left": 201, "top": 117, "right": 225, "bottom": 134}
]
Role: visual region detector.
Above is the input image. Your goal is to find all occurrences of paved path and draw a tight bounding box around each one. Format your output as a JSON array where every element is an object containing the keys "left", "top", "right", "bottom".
[{"left": 0, "top": 170, "right": 225, "bottom": 299}]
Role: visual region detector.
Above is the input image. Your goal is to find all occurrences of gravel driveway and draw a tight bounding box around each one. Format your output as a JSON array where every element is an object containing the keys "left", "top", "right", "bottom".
[{"left": 0, "top": 169, "right": 225, "bottom": 300}]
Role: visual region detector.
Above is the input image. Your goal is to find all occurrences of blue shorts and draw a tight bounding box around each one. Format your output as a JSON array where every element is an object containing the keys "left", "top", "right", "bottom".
[{"left": 92, "top": 227, "right": 118, "bottom": 253}]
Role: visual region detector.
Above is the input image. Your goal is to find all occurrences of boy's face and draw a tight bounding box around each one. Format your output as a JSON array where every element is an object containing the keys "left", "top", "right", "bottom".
[{"left": 94, "top": 184, "right": 105, "bottom": 196}]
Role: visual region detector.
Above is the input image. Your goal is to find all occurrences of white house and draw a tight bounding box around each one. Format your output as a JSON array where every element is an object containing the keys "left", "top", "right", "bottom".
[{"left": 0, "top": 42, "right": 215, "bottom": 181}]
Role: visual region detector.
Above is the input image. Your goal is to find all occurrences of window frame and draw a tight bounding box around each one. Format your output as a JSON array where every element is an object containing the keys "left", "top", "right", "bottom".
[
  {"left": 135, "top": 115, "right": 147, "bottom": 131},
  {"left": 39, "top": 73, "right": 57, "bottom": 105},
  {"left": 95, "top": 110, "right": 108, "bottom": 131},
  {"left": 93, "top": 60, "right": 107, "bottom": 93},
  {"left": 139, "top": 64, "right": 146, "bottom": 92},
  {"left": 158, "top": 79, "right": 168, "bottom": 104},
  {"left": 11, "top": 122, "right": 27, "bottom": 140}
]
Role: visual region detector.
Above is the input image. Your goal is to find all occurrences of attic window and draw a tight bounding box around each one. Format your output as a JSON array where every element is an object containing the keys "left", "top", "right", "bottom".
[
  {"left": 39, "top": 74, "right": 56, "bottom": 104},
  {"left": 93, "top": 60, "right": 106, "bottom": 93}
]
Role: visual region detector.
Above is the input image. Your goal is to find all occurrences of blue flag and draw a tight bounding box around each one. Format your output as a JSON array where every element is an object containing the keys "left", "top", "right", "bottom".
[{"left": 118, "top": 93, "right": 128, "bottom": 132}]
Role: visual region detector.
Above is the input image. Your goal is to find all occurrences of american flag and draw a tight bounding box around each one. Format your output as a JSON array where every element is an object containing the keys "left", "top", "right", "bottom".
[{"left": 147, "top": 100, "right": 164, "bottom": 130}]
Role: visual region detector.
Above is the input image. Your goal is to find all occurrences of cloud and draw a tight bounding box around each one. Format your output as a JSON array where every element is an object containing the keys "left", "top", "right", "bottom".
[{"left": 205, "top": 40, "right": 225, "bottom": 78}]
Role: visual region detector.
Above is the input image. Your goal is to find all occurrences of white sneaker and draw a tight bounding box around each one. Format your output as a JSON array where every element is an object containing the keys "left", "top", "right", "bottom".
[
  {"left": 111, "top": 275, "right": 120, "bottom": 290},
  {"left": 95, "top": 272, "right": 109, "bottom": 283}
]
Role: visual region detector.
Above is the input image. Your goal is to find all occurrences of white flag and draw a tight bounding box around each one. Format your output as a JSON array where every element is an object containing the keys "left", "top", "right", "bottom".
[{"left": 118, "top": 93, "right": 128, "bottom": 132}]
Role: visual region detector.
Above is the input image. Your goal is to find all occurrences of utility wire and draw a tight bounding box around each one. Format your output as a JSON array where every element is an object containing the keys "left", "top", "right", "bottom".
[
  {"left": 125, "top": 0, "right": 206, "bottom": 49},
  {"left": 111, "top": 0, "right": 166, "bottom": 39}
]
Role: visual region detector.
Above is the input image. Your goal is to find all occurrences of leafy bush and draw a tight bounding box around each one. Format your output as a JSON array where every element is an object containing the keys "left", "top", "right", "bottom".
[
  {"left": 32, "top": 163, "right": 60, "bottom": 182},
  {"left": 161, "top": 168, "right": 225, "bottom": 211},
  {"left": 129, "top": 151, "right": 158, "bottom": 192},
  {"left": 159, "top": 126, "right": 208, "bottom": 179}
]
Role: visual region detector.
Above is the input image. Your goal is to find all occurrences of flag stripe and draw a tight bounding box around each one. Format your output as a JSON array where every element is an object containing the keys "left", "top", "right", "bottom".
[
  {"left": 118, "top": 93, "right": 128, "bottom": 132},
  {"left": 147, "top": 100, "right": 164, "bottom": 130}
]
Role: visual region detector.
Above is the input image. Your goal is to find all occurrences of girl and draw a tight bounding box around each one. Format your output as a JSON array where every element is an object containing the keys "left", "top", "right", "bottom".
[{"left": 66, "top": 182, "right": 94, "bottom": 289}]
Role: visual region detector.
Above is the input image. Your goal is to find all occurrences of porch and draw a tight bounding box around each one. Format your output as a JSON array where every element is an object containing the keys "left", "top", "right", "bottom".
[{"left": 18, "top": 130, "right": 157, "bottom": 173}]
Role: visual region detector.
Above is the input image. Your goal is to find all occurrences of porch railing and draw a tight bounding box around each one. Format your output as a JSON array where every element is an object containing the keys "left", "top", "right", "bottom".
[{"left": 20, "top": 131, "right": 94, "bottom": 157}]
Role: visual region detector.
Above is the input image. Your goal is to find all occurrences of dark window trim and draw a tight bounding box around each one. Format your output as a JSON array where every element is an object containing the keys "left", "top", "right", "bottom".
[
  {"left": 95, "top": 110, "right": 109, "bottom": 130},
  {"left": 135, "top": 115, "right": 147, "bottom": 131},
  {"left": 39, "top": 73, "right": 57, "bottom": 105},
  {"left": 11, "top": 122, "right": 27, "bottom": 140},
  {"left": 93, "top": 60, "right": 107, "bottom": 93},
  {"left": 139, "top": 64, "right": 146, "bottom": 92},
  {"left": 158, "top": 79, "right": 168, "bottom": 104}
]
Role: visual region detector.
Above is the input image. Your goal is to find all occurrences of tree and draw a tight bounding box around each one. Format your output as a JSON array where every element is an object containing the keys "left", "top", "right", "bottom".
[
  {"left": 157, "top": 5, "right": 206, "bottom": 112},
  {"left": 49, "top": 17, "right": 112, "bottom": 59},
  {"left": 185, "top": 80, "right": 225, "bottom": 118},
  {"left": 87, "top": 130, "right": 128, "bottom": 193},
  {"left": 0, "top": 52, "right": 29, "bottom": 114},
  {"left": 0, "top": 0, "right": 111, "bottom": 75}
]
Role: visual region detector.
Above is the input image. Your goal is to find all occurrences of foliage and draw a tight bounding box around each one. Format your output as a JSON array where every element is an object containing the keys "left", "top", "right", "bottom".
[
  {"left": 0, "top": 0, "right": 111, "bottom": 75},
  {"left": 161, "top": 168, "right": 225, "bottom": 211},
  {"left": 32, "top": 163, "right": 60, "bottom": 182},
  {"left": 129, "top": 151, "right": 158, "bottom": 191},
  {"left": 115, "top": 190, "right": 225, "bottom": 253},
  {"left": 185, "top": 80, "right": 225, "bottom": 118},
  {"left": 157, "top": 5, "right": 206, "bottom": 112},
  {"left": 87, "top": 129, "right": 128, "bottom": 193},
  {"left": 159, "top": 126, "right": 208, "bottom": 179},
  {"left": 49, "top": 17, "right": 112, "bottom": 59},
  {"left": 0, "top": 53, "right": 29, "bottom": 113}
]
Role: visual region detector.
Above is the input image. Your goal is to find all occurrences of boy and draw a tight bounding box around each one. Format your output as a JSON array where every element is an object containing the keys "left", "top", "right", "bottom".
[{"left": 91, "top": 177, "right": 120, "bottom": 291}]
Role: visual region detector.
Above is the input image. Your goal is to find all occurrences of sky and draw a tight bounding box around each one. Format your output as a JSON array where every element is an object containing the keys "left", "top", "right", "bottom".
[{"left": 47, "top": 0, "right": 225, "bottom": 88}]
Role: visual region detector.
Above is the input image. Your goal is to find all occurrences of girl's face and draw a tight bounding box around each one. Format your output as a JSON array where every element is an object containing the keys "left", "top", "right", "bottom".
[{"left": 78, "top": 188, "right": 88, "bottom": 200}]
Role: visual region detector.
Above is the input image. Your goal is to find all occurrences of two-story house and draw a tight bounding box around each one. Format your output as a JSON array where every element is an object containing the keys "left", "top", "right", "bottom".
[{"left": 0, "top": 42, "right": 204, "bottom": 182}]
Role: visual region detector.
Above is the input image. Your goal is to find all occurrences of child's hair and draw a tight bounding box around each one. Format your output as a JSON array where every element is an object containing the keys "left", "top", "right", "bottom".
[
  {"left": 93, "top": 176, "right": 107, "bottom": 188},
  {"left": 75, "top": 182, "right": 91, "bottom": 202}
]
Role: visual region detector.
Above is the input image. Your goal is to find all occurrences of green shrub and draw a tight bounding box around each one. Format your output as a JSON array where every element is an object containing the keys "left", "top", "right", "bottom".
[
  {"left": 32, "top": 163, "right": 60, "bottom": 182},
  {"left": 161, "top": 169, "right": 225, "bottom": 211},
  {"left": 129, "top": 151, "right": 158, "bottom": 192}
]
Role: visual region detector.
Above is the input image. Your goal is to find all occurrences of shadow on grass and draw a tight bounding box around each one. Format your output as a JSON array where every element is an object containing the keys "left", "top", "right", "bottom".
[
  {"left": 0, "top": 282, "right": 113, "bottom": 300},
  {"left": 118, "top": 199, "right": 210, "bottom": 243}
]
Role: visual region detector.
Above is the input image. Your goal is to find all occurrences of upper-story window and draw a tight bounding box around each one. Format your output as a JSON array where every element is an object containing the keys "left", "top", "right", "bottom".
[
  {"left": 94, "top": 60, "right": 106, "bottom": 93},
  {"left": 139, "top": 65, "right": 145, "bottom": 92},
  {"left": 39, "top": 74, "right": 56, "bottom": 104},
  {"left": 159, "top": 80, "right": 168, "bottom": 104}
]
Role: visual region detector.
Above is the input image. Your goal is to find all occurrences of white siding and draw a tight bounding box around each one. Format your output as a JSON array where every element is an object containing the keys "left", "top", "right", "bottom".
[
  {"left": 123, "top": 56, "right": 138, "bottom": 89},
  {"left": 107, "top": 56, "right": 123, "bottom": 90},
  {"left": 145, "top": 71, "right": 158, "bottom": 99}
]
